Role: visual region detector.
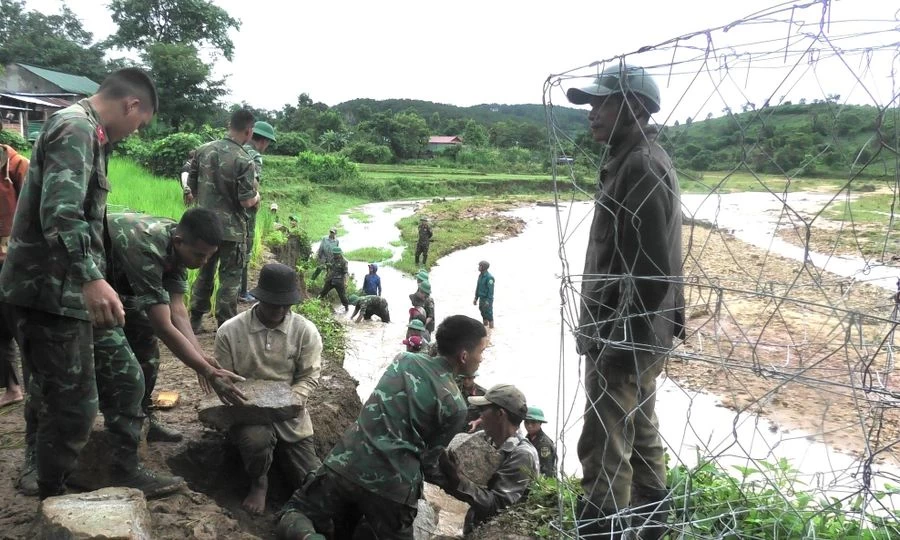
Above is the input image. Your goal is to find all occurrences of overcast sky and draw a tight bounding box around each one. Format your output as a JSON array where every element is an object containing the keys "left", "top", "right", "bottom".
[{"left": 25, "top": 0, "right": 899, "bottom": 120}]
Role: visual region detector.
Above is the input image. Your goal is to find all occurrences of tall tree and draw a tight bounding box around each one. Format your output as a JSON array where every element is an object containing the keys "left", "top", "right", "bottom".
[
  {"left": 0, "top": 0, "right": 109, "bottom": 81},
  {"left": 142, "top": 42, "right": 225, "bottom": 129},
  {"left": 107, "top": 0, "right": 240, "bottom": 60}
]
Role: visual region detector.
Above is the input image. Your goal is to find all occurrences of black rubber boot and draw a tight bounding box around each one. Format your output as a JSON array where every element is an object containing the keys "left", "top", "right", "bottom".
[
  {"left": 575, "top": 497, "right": 629, "bottom": 539},
  {"left": 631, "top": 487, "right": 671, "bottom": 540},
  {"left": 112, "top": 464, "right": 186, "bottom": 499},
  {"left": 146, "top": 412, "right": 183, "bottom": 443}
]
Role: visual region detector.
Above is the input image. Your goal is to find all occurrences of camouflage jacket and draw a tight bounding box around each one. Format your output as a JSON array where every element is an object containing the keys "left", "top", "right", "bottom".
[
  {"left": 187, "top": 138, "right": 256, "bottom": 242},
  {"left": 417, "top": 222, "right": 433, "bottom": 246},
  {"left": 0, "top": 99, "right": 109, "bottom": 320},
  {"left": 325, "top": 352, "right": 467, "bottom": 507},
  {"left": 242, "top": 144, "right": 263, "bottom": 183},
  {"left": 326, "top": 256, "right": 348, "bottom": 284},
  {"left": 527, "top": 429, "right": 557, "bottom": 477},
  {"left": 358, "top": 295, "right": 388, "bottom": 313},
  {"left": 106, "top": 213, "right": 188, "bottom": 313},
  {"left": 316, "top": 236, "right": 339, "bottom": 264}
]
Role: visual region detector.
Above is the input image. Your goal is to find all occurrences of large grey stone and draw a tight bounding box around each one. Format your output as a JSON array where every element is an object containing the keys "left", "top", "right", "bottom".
[
  {"left": 198, "top": 380, "right": 302, "bottom": 430},
  {"left": 37, "top": 487, "right": 151, "bottom": 540},
  {"left": 448, "top": 432, "right": 502, "bottom": 487},
  {"left": 413, "top": 497, "right": 439, "bottom": 540}
]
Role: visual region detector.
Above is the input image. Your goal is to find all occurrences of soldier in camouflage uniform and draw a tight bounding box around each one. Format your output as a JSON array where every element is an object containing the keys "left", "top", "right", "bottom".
[
  {"left": 0, "top": 69, "right": 185, "bottom": 500},
  {"left": 311, "top": 228, "right": 339, "bottom": 281},
  {"left": 239, "top": 121, "right": 277, "bottom": 303},
  {"left": 180, "top": 149, "right": 196, "bottom": 206},
  {"left": 348, "top": 294, "right": 391, "bottom": 323},
  {"left": 414, "top": 217, "right": 433, "bottom": 265},
  {"left": 188, "top": 109, "right": 260, "bottom": 332},
  {"left": 106, "top": 209, "right": 247, "bottom": 443},
  {"left": 318, "top": 245, "right": 349, "bottom": 311},
  {"left": 277, "top": 315, "right": 488, "bottom": 539},
  {"left": 524, "top": 406, "right": 557, "bottom": 477},
  {"left": 409, "top": 280, "right": 436, "bottom": 332}
]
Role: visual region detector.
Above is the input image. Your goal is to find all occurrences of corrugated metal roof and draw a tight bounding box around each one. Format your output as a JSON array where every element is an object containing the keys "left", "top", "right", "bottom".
[
  {"left": 428, "top": 136, "right": 462, "bottom": 144},
  {"left": 17, "top": 63, "right": 99, "bottom": 96},
  {"left": 0, "top": 93, "right": 67, "bottom": 108}
]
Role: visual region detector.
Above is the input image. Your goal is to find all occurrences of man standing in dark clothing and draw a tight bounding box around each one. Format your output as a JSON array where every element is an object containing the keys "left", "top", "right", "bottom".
[
  {"left": 473, "top": 260, "right": 495, "bottom": 329},
  {"left": 524, "top": 406, "right": 557, "bottom": 477},
  {"left": 319, "top": 246, "right": 349, "bottom": 312},
  {"left": 363, "top": 263, "right": 382, "bottom": 296},
  {"left": 567, "top": 64, "right": 683, "bottom": 539},
  {"left": 414, "top": 217, "right": 433, "bottom": 266}
]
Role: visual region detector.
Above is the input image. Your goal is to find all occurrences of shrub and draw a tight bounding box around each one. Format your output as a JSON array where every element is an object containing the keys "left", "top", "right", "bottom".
[
  {"left": 115, "top": 135, "right": 150, "bottom": 162},
  {"left": 342, "top": 141, "right": 393, "bottom": 164},
  {"left": 0, "top": 129, "right": 28, "bottom": 151},
  {"left": 270, "top": 132, "right": 310, "bottom": 156},
  {"left": 144, "top": 133, "right": 203, "bottom": 178},
  {"left": 296, "top": 151, "right": 359, "bottom": 184}
]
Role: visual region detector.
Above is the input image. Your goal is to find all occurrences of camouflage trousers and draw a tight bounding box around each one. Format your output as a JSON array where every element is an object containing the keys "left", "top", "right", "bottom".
[
  {"left": 414, "top": 242, "right": 429, "bottom": 265},
  {"left": 18, "top": 308, "right": 145, "bottom": 498},
  {"left": 277, "top": 466, "right": 416, "bottom": 540},
  {"left": 229, "top": 424, "right": 321, "bottom": 491},
  {"left": 0, "top": 301, "right": 22, "bottom": 388},
  {"left": 240, "top": 212, "right": 257, "bottom": 296},
  {"left": 122, "top": 301, "right": 161, "bottom": 414},
  {"left": 578, "top": 346, "right": 667, "bottom": 514},
  {"left": 190, "top": 240, "right": 245, "bottom": 327}
]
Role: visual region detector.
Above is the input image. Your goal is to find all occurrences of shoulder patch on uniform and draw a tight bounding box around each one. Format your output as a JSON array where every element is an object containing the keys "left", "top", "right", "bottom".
[{"left": 540, "top": 447, "right": 551, "bottom": 458}]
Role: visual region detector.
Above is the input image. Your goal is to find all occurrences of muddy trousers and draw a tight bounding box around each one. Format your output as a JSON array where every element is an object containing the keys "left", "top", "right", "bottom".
[
  {"left": 414, "top": 244, "right": 429, "bottom": 266},
  {"left": 577, "top": 347, "right": 667, "bottom": 536},
  {"left": 0, "top": 301, "right": 23, "bottom": 389},
  {"left": 319, "top": 280, "right": 349, "bottom": 309},
  {"left": 190, "top": 240, "right": 245, "bottom": 327},
  {"left": 240, "top": 212, "right": 257, "bottom": 296},
  {"left": 364, "top": 306, "right": 390, "bottom": 323},
  {"left": 277, "top": 466, "right": 416, "bottom": 540},
  {"left": 18, "top": 309, "right": 145, "bottom": 499},
  {"left": 230, "top": 424, "right": 322, "bottom": 491}
]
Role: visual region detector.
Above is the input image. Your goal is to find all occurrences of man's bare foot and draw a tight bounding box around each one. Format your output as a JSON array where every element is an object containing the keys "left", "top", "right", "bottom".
[
  {"left": 242, "top": 475, "right": 268, "bottom": 515},
  {"left": 0, "top": 386, "right": 24, "bottom": 408}
]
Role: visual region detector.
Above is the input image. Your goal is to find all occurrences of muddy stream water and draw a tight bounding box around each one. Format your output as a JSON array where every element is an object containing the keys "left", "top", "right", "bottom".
[{"left": 333, "top": 195, "right": 900, "bottom": 515}]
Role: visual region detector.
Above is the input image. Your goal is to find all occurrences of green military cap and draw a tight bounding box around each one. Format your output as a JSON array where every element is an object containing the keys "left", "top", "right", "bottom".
[
  {"left": 526, "top": 406, "right": 547, "bottom": 423},
  {"left": 332, "top": 246, "right": 342, "bottom": 254},
  {"left": 349, "top": 294, "right": 359, "bottom": 305},
  {"left": 418, "top": 280, "right": 431, "bottom": 295},
  {"left": 289, "top": 214, "right": 300, "bottom": 222},
  {"left": 416, "top": 269, "right": 429, "bottom": 280},
  {"left": 407, "top": 319, "right": 426, "bottom": 331},
  {"left": 469, "top": 384, "right": 528, "bottom": 418},
  {"left": 253, "top": 121, "right": 277, "bottom": 142}
]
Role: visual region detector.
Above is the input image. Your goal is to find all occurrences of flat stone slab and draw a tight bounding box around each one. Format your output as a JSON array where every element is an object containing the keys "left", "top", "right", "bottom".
[
  {"left": 37, "top": 487, "right": 151, "bottom": 540},
  {"left": 448, "top": 432, "right": 503, "bottom": 487},
  {"left": 198, "top": 380, "right": 303, "bottom": 430}
]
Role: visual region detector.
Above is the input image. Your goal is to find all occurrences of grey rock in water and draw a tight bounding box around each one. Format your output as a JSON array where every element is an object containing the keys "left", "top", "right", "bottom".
[
  {"left": 448, "top": 432, "right": 503, "bottom": 487},
  {"left": 198, "top": 380, "right": 302, "bottom": 430},
  {"left": 37, "top": 487, "right": 151, "bottom": 540}
]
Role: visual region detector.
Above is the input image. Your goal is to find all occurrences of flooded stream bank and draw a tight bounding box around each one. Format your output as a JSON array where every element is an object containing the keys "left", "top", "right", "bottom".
[{"left": 334, "top": 194, "right": 900, "bottom": 517}]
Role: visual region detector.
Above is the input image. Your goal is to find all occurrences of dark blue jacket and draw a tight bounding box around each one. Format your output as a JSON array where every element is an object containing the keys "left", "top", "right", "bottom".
[{"left": 363, "top": 273, "right": 382, "bottom": 296}]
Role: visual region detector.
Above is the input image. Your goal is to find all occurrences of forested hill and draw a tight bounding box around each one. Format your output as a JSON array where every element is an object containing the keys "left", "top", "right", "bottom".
[
  {"left": 662, "top": 101, "right": 897, "bottom": 177},
  {"left": 334, "top": 99, "right": 588, "bottom": 138}
]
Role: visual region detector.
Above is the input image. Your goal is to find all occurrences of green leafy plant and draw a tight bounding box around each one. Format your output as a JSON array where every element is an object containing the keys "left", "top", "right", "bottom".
[
  {"left": 296, "top": 151, "right": 360, "bottom": 184},
  {"left": 296, "top": 298, "right": 346, "bottom": 362},
  {"left": 144, "top": 132, "right": 203, "bottom": 178},
  {"left": 0, "top": 129, "right": 28, "bottom": 151}
]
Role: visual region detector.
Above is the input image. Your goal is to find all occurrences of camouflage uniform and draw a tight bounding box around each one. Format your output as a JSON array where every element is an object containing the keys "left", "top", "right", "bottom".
[
  {"left": 414, "top": 221, "right": 433, "bottom": 265},
  {"left": 311, "top": 235, "right": 339, "bottom": 281},
  {"left": 318, "top": 255, "right": 349, "bottom": 309},
  {"left": 277, "top": 352, "right": 467, "bottom": 539},
  {"left": 409, "top": 293, "right": 436, "bottom": 333},
  {"left": 239, "top": 144, "right": 263, "bottom": 297},
  {"left": 460, "top": 381, "right": 486, "bottom": 427},
  {"left": 355, "top": 295, "right": 390, "bottom": 322},
  {"left": 106, "top": 213, "right": 188, "bottom": 416},
  {"left": 0, "top": 100, "right": 118, "bottom": 497},
  {"left": 527, "top": 429, "right": 557, "bottom": 477},
  {"left": 187, "top": 137, "right": 256, "bottom": 327}
]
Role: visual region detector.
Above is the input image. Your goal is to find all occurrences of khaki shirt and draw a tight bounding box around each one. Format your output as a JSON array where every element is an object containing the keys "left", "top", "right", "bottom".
[{"left": 215, "top": 306, "right": 323, "bottom": 442}]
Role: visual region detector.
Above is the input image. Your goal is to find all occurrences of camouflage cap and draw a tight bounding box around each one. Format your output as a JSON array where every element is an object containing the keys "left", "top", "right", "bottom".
[
  {"left": 526, "top": 406, "right": 547, "bottom": 423},
  {"left": 469, "top": 384, "right": 528, "bottom": 418},
  {"left": 348, "top": 294, "right": 359, "bottom": 305}
]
